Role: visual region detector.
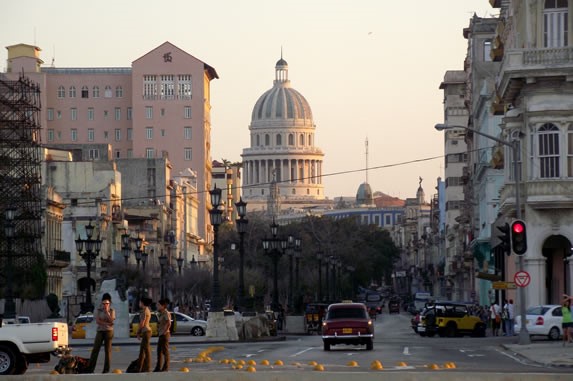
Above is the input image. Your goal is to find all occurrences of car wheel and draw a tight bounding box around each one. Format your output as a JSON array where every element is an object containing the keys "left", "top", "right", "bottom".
[
  {"left": 426, "top": 331, "right": 436, "bottom": 338},
  {"left": 0, "top": 345, "right": 17, "bottom": 375},
  {"left": 445, "top": 323, "right": 457, "bottom": 338},
  {"left": 366, "top": 339, "right": 373, "bottom": 351},
  {"left": 191, "top": 326, "right": 205, "bottom": 336},
  {"left": 323, "top": 341, "right": 331, "bottom": 351},
  {"left": 473, "top": 324, "right": 486, "bottom": 338},
  {"left": 548, "top": 326, "right": 560, "bottom": 341}
]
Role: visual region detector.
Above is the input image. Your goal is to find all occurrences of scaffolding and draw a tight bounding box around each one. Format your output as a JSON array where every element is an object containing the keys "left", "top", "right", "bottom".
[{"left": 0, "top": 73, "right": 43, "bottom": 275}]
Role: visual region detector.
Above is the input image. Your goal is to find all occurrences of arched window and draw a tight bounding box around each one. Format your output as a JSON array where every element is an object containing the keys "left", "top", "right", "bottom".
[
  {"left": 276, "top": 134, "right": 282, "bottom": 146},
  {"left": 568, "top": 126, "right": 573, "bottom": 177},
  {"left": 93, "top": 86, "right": 100, "bottom": 98},
  {"left": 104, "top": 86, "right": 112, "bottom": 98},
  {"left": 265, "top": 134, "right": 270, "bottom": 146},
  {"left": 69, "top": 86, "right": 76, "bottom": 98},
  {"left": 299, "top": 134, "right": 304, "bottom": 146},
  {"left": 308, "top": 134, "right": 313, "bottom": 146},
  {"left": 537, "top": 123, "right": 560, "bottom": 178},
  {"left": 544, "top": 0, "right": 568, "bottom": 47},
  {"left": 116, "top": 86, "right": 123, "bottom": 98},
  {"left": 288, "top": 133, "right": 294, "bottom": 145},
  {"left": 81, "top": 86, "right": 89, "bottom": 98},
  {"left": 256, "top": 135, "right": 260, "bottom": 146},
  {"left": 57, "top": 86, "right": 65, "bottom": 98}
]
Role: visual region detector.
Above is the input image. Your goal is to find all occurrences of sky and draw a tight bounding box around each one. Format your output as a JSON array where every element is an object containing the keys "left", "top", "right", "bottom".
[{"left": 1, "top": 0, "right": 495, "bottom": 201}]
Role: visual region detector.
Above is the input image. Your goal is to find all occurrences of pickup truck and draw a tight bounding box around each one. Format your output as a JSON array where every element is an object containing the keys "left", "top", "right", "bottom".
[{"left": 0, "top": 321, "right": 69, "bottom": 375}]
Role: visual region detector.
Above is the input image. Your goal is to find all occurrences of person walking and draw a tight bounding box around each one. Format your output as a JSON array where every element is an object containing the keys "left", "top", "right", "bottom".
[
  {"left": 562, "top": 294, "right": 573, "bottom": 346},
  {"left": 503, "top": 299, "right": 515, "bottom": 336},
  {"left": 88, "top": 293, "right": 116, "bottom": 373},
  {"left": 136, "top": 297, "right": 153, "bottom": 372},
  {"left": 490, "top": 302, "right": 501, "bottom": 337},
  {"left": 154, "top": 299, "right": 171, "bottom": 372}
]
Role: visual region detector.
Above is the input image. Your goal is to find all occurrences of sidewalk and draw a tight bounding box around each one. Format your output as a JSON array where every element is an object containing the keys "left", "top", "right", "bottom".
[{"left": 503, "top": 340, "right": 573, "bottom": 367}]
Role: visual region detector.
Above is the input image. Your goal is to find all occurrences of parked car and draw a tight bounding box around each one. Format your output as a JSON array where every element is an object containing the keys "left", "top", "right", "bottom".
[
  {"left": 172, "top": 312, "right": 207, "bottom": 336},
  {"left": 321, "top": 302, "right": 374, "bottom": 351},
  {"left": 71, "top": 314, "right": 93, "bottom": 339},
  {"left": 514, "top": 304, "right": 562, "bottom": 340}
]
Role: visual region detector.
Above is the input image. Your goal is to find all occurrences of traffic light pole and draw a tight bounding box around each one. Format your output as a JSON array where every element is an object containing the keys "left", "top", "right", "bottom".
[{"left": 435, "top": 124, "right": 530, "bottom": 344}]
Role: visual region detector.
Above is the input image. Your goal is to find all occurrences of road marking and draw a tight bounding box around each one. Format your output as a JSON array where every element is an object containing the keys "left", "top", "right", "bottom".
[
  {"left": 403, "top": 346, "right": 410, "bottom": 355},
  {"left": 468, "top": 354, "right": 484, "bottom": 357},
  {"left": 496, "top": 348, "right": 544, "bottom": 368},
  {"left": 290, "top": 347, "right": 314, "bottom": 357}
]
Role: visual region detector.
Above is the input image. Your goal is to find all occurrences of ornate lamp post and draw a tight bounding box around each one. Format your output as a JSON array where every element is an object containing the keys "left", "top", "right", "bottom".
[
  {"left": 294, "top": 237, "right": 302, "bottom": 312},
  {"left": 286, "top": 236, "right": 302, "bottom": 312},
  {"left": 3, "top": 208, "right": 16, "bottom": 319},
  {"left": 235, "top": 197, "right": 248, "bottom": 311},
  {"left": 159, "top": 251, "right": 168, "bottom": 299},
  {"left": 324, "top": 255, "right": 331, "bottom": 302},
  {"left": 316, "top": 251, "right": 323, "bottom": 302},
  {"left": 209, "top": 185, "right": 223, "bottom": 312},
  {"left": 121, "top": 232, "right": 131, "bottom": 268},
  {"left": 177, "top": 254, "right": 184, "bottom": 275},
  {"left": 75, "top": 220, "right": 102, "bottom": 314},
  {"left": 262, "top": 219, "right": 286, "bottom": 311}
]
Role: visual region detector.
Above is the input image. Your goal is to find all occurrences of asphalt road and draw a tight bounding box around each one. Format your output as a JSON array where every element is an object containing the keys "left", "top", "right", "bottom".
[{"left": 27, "top": 311, "right": 571, "bottom": 375}]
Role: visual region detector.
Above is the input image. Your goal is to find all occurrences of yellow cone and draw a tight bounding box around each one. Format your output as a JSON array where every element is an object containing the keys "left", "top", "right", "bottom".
[
  {"left": 313, "top": 364, "right": 325, "bottom": 371},
  {"left": 49, "top": 370, "right": 60, "bottom": 375},
  {"left": 246, "top": 366, "right": 256, "bottom": 372},
  {"left": 274, "top": 360, "right": 284, "bottom": 366},
  {"left": 112, "top": 369, "right": 122, "bottom": 374},
  {"left": 260, "top": 359, "right": 270, "bottom": 366},
  {"left": 247, "top": 359, "right": 256, "bottom": 366},
  {"left": 397, "top": 361, "right": 408, "bottom": 367},
  {"left": 238, "top": 359, "right": 246, "bottom": 365},
  {"left": 370, "top": 362, "right": 383, "bottom": 370},
  {"left": 180, "top": 367, "right": 190, "bottom": 372},
  {"left": 445, "top": 362, "right": 456, "bottom": 369},
  {"left": 429, "top": 363, "right": 440, "bottom": 370},
  {"left": 347, "top": 360, "right": 359, "bottom": 367},
  {"left": 309, "top": 360, "right": 318, "bottom": 366}
]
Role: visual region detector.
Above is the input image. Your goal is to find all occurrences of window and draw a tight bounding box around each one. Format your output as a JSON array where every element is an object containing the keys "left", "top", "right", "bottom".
[
  {"left": 47, "top": 129, "right": 54, "bottom": 142},
  {"left": 71, "top": 129, "right": 77, "bottom": 141},
  {"left": 88, "top": 128, "right": 95, "bottom": 141},
  {"left": 115, "top": 107, "right": 121, "bottom": 121},
  {"left": 184, "top": 106, "right": 191, "bottom": 119},
  {"left": 70, "top": 108, "right": 77, "bottom": 121},
  {"left": 146, "top": 148, "right": 155, "bottom": 158},
  {"left": 115, "top": 86, "right": 123, "bottom": 98},
  {"left": 265, "top": 134, "right": 270, "bottom": 146},
  {"left": 115, "top": 150, "right": 121, "bottom": 159},
  {"left": 47, "top": 108, "right": 54, "bottom": 121},
  {"left": 544, "top": 0, "right": 568, "bottom": 47},
  {"left": 104, "top": 131, "right": 109, "bottom": 139},
  {"left": 568, "top": 126, "right": 573, "bottom": 177},
  {"left": 89, "top": 149, "right": 100, "bottom": 160},
  {"left": 184, "top": 148, "right": 192, "bottom": 161},
  {"left": 57, "top": 86, "right": 65, "bottom": 98},
  {"left": 300, "top": 134, "right": 304, "bottom": 146},
  {"left": 537, "top": 123, "right": 560, "bottom": 178},
  {"left": 115, "top": 129, "right": 121, "bottom": 141},
  {"left": 256, "top": 135, "right": 260, "bottom": 146},
  {"left": 127, "top": 128, "right": 133, "bottom": 141},
  {"left": 145, "top": 106, "right": 153, "bottom": 119},
  {"left": 127, "top": 107, "right": 132, "bottom": 120},
  {"left": 161, "top": 129, "right": 165, "bottom": 137},
  {"left": 484, "top": 40, "right": 492, "bottom": 62},
  {"left": 81, "top": 86, "right": 89, "bottom": 98},
  {"left": 160, "top": 75, "right": 175, "bottom": 99},
  {"left": 104, "top": 86, "right": 112, "bottom": 98},
  {"left": 69, "top": 86, "right": 76, "bottom": 98},
  {"left": 143, "top": 75, "right": 157, "bottom": 99},
  {"left": 146, "top": 127, "right": 154, "bottom": 140},
  {"left": 276, "top": 134, "right": 282, "bottom": 146},
  {"left": 57, "top": 110, "right": 62, "bottom": 119},
  {"left": 385, "top": 214, "right": 392, "bottom": 225},
  {"left": 127, "top": 149, "right": 133, "bottom": 158},
  {"left": 178, "top": 75, "right": 192, "bottom": 99},
  {"left": 93, "top": 86, "right": 100, "bottom": 98},
  {"left": 184, "top": 126, "right": 192, "bottom": 140},
  {"left": 161, "top": 108, "right": 165, "bottom": 117},
  {"left": 288, "top": 133, "right": 294, "bottom": 145},
  {"left": 88, "top": 108, "right": 94, "bottom": 121}
]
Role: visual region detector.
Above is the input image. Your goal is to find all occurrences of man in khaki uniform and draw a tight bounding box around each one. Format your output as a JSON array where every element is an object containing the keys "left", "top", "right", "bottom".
[{"left": 154, "top": 299, "right": 171, "bottom": 372}]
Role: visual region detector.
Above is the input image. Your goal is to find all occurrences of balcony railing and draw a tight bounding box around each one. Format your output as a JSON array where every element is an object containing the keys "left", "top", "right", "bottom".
[{"left": 48, "top": 249, "right": 71, "bottom": 267}]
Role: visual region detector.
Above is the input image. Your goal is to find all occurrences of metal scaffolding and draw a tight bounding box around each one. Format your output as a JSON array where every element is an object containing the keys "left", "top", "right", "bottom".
[{"left": 0, "top": 73, "right": 43, "bottom": 275}]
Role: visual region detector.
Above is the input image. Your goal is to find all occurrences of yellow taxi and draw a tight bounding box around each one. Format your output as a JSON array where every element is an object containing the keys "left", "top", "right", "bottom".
[{"left": 71, "top": 314, "right": 94, "bottom": 339}]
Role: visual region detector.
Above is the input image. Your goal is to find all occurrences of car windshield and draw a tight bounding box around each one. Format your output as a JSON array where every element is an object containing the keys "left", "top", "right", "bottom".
[
  {"left": 327, "top": 308, "right": 367, "bottom": 319},
  {"left": 526, "top": 306, "right": 550, "bottom": 315}
]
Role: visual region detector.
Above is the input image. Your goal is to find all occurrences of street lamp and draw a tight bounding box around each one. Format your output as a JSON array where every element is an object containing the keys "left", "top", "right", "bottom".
[
  {"left": 3, "top": 208, "right": 16, "bottom": 319},
  {"left": 177, "top": 254, "right": 184, "bottom": 275},
  {"left": 235, "top": 197, "right": 248, "bottom": 311},
  {"left": 159, "top": 251, "right": 168, "bottom": 299},
  {"left": 262, "top": 219, "right": 286, "bottom": 311},
  {"left": 75, "top": 220, "right": 102, "bottom": 314},
  {"left": 435, "top": 122, "right": 530, "bottom": 345},
  {"left": 316, "top": 251, "right": 323, "bottom": 302},
  {"left": 294, "top": 237, "right": 302, "bottom": 312},
  {"left": 209, "top": 185, "right": 223, "bottom": 312},
  {"left": 121, "top": 232, "right": 131, "bottom": 268}
]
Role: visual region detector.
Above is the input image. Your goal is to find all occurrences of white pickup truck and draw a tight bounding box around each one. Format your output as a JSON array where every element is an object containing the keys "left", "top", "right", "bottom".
[{"left": 0, "top": 321, "right": 69, "bottom": 375}]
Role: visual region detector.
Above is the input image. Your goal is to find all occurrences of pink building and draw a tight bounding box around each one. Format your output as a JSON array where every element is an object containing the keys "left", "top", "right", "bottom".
[{"left": 4, "top": 42, "right": 218, "bottom": 239}]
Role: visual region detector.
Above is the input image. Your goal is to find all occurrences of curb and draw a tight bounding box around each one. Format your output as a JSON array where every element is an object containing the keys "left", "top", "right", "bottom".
[
  {"left": 500, "top": 343, "right": 573, "bottom": 368},
  {"left": 70, "top": 335, "right": 286, "bottom": 348}
]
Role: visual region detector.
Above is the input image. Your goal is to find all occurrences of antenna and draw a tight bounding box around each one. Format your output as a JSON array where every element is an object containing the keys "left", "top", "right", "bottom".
[
  {"left": 365, "top": 137, "right": 369, "bottom": 184},
  {"left": 51, "top": 45, "right": 56, "bottom": 67}
]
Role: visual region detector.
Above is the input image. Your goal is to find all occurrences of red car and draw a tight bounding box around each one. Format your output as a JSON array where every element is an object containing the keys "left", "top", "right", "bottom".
[{"left": 321, "top": 302, "right": 374, "bottom": 351}]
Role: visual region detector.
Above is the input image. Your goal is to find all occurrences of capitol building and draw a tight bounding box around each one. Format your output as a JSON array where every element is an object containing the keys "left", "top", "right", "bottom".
[{"left": 241, "top": 56, "right": 326, "bottom": 212}]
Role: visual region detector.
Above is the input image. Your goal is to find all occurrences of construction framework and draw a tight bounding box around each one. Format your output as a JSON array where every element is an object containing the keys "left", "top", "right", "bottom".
[{"left": 0, "top": 73, "right": 44, "bottom": 282}]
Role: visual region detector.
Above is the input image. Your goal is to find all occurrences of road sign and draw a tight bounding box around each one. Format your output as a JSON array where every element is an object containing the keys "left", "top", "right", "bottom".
[
  {"left": 492, "top": 281, "right": 517, "bottom": 290},
  {"left": 514, "top": 271, "right": 530, "bottom": 287}
]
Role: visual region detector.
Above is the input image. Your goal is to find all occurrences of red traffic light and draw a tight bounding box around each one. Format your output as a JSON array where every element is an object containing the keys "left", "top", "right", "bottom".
[{"left": 512, "top": 222, "right": 525, "bottom": 234}]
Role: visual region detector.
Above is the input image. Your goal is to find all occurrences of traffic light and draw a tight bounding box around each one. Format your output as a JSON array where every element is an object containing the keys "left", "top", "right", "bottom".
[
  {"left": 497, "top": 223, "right": 511, "bottom": 256},
  {"left": 511, "top": 219, "right": 527, "bottom": 255}
]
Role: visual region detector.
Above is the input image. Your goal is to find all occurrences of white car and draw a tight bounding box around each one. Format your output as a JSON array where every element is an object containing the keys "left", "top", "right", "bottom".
[
  {"left": 514, "top": 304, "right": 562, "bottom": 340},
  {"left": 173, "top": 312, "right": 207, "bottom": 336}
]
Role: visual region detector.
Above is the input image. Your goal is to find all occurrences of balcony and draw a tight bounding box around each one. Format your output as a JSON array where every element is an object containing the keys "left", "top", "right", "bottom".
[
  {"left": 500, "top": 180, "right": 573, "bottom": 213},
  {"left": 497, "top": 47, "right": 573, "bottom": 103},
  {"left": 47, "top": 249, "right": 71, "bottom": 268}
]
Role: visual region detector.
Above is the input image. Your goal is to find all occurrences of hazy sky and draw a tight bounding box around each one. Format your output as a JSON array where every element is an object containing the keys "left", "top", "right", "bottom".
[{"left": 1, "top": 0, "right": 494, "bottom": 200}]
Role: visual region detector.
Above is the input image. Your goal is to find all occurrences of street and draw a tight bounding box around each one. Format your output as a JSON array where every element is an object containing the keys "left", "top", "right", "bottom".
[{"left": 26, "top": 310, "right": 572, "bottom": 376}]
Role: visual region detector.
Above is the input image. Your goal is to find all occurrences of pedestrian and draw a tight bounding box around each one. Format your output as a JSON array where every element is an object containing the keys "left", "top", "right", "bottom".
[
  {"left": 173, "top": 303, "right": 180, "bottom": 313},
  {"left": 154, "top": 298, "right": 171, "bottom": 372},
  {"left": 136, "top": 297, "right": 153, "bottom": 372},
  {"left": 562, "top": 294, "right": 573, "bottom": 346},
  {"left": 504, "top": 299, "right": 515, "bottom": 336},
  {"left": 88, "top": 293, "right": 116, "bottom": 373},
  {"left": 490, "top": 302, "right": 501, "bottom": 336}
]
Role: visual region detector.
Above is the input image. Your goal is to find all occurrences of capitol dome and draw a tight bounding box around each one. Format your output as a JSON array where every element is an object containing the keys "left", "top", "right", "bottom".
[{"left": 251, "top": 58, "right": 313, "bottom": 122}]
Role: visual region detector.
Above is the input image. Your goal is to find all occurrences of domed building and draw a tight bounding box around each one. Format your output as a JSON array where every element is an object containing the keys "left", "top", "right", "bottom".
[{"left": 242, "top": 56, "right": 325, "bottom": 207}]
